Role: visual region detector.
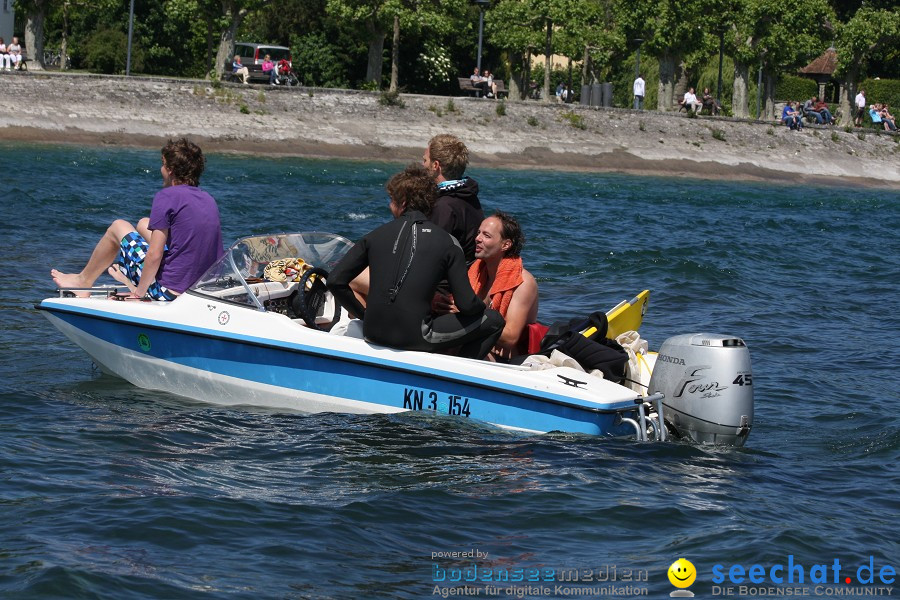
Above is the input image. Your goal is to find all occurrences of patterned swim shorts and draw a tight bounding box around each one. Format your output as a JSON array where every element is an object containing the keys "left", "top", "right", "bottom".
[{"left": 114, "top": 231, "right": 177, "bottom": 301}]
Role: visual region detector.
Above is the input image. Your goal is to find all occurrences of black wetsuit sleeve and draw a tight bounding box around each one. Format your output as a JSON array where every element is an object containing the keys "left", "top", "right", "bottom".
[
  {"left": 327, "top": 239, "right": 368, "bottom": 319},
  {"left": 445, "top": 244, "right": 484, "bottom": 316}
]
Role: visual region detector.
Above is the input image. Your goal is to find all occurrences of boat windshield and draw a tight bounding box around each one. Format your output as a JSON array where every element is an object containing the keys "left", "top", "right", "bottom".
[{"left": 188, "top": 232, "right": 353, "bottom": 309}]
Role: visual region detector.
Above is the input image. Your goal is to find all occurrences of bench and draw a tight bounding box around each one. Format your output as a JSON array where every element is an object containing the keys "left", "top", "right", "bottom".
[
  {"left": 678, "top": 99, "right": 717, "bottom": 115},
  {"left": 457, "top": 77, "right": 508, "bottom": 99}
]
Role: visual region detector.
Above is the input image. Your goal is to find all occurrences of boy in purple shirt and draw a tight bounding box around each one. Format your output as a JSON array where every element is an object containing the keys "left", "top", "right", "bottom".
[{"left": 52, "top": 138, "right": 223, "bottom": 300}]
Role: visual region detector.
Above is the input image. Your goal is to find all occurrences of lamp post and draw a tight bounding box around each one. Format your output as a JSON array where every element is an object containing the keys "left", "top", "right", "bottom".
[
  {"left": 126, "top": 0, "right": 134, "bottom": 76},
  {"left": 473, "top": 0, "right": 491, "bottom": 72},
  {"left": 717, "top": 29, "right": 724, "bottom": 101},
  {"left": 633, "top": 38, "right": 643, "bottom": 80},
  {"left": 633, "top": 38, "right": 643, "bottom": 110}
]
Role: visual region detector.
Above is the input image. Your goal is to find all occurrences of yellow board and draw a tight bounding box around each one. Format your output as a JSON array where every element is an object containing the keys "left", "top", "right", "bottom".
[
  {"left": 606, "top": 290, "right": 650, "bottom": 339},
  {"left": 580, "top": 290, "right": 651, "bottom": 340}
]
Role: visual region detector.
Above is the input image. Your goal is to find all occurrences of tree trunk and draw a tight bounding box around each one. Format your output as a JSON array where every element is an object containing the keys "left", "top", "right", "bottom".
[
  {"left": 732, "top": 61, "right": 749, "bottom": 118},
  {"left": 365, "top": 18, "right": 385, "bottom": 87},
  {"left": 838, "top": 62, "right": 860, "bottom": 125},
  {"left": 673, "top": 59, "right": 688, "bottom": 103},
  {"left": 507, "top": 50, "right": 524, "bottom": 100},
  {"left": 542, "top": 19, "right": 552, "bottom": 103},
  {"left": 215, "top": 26, "right": 237, "bottom": 79},
  {"left": 763, "top": 70, "right": 776, "bottom": 120},
  {"left": 60, "top": 0, "right": 69, "bottom": 70},
  {"left": 389, "top": 15, "right": 399, "bottom": 92},
  {"left": 657, "top": 52, "right": 676, "bottom": 110},
  {"left": 214, "top": 4, "right": 248, "bottom": 79},
  {"left": 523, "top": 51, "right": 532, "bottom": 100},
  {"left": 205, "top": 18, "right": 215, "bottom": 75},
  {"left": 25, "top": 5, "right": 46, "bottom": 70},
  {"left": 582, "top": 44, "right": 590, "bottom": 85}
]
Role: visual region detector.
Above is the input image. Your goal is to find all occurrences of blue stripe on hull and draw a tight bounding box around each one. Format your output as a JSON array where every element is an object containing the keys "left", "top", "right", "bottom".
[{"left": 49, "top": 310, "right": 636, "bottom": 437}]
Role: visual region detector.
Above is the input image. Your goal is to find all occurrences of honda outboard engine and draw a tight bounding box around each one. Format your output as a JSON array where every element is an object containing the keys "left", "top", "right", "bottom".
[{"left": 648, "top": 333, "right": 753, "bottom": 446}]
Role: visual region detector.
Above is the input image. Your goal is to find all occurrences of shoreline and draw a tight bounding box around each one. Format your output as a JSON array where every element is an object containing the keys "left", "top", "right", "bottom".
[{"left": 2, "top": 72, "right": 898, "bottom": 189}]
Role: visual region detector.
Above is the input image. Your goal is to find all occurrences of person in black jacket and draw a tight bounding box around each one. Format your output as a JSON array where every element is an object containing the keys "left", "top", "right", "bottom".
[
  {"left": 423, "top": 134, "right": 485, "bottom": 264},
  {"left": 328, "top": 165, "right": 503, "bottom": 359}
]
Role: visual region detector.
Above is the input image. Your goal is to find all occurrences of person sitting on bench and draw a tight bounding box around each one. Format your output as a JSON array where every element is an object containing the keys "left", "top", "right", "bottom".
[
  {"left": 232, "top": 55, "right": 250, "bottom": 85},
  {"left": 470, "top": 67, "right": 489, "bottom": 96},
  {"left": 682, "top": 88, "right": 702, "bottom": 113}
]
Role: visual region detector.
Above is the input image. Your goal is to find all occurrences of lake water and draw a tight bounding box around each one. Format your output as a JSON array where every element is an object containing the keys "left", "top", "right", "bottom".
[{"left": 1, "top": 142, "right": 898, "bottom": 599}]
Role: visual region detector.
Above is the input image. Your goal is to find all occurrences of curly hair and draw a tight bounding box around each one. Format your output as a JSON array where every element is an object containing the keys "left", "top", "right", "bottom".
[
  {"left": 161, "top": 138, "right": 205, "bottom": 187},
  {"left": 386, "top": 164, "right": 437, "bottom": 216},
  {"left": 492, "top": 210, "right": 524, "bottom": 258},
  {"left": 427, "top": 134, "right": 469, "bottom": 181}
]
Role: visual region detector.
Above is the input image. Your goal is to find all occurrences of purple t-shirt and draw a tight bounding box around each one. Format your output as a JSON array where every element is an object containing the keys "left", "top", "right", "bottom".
[{"left": 148, "top": 185, "right": 224, "bottom": 293}]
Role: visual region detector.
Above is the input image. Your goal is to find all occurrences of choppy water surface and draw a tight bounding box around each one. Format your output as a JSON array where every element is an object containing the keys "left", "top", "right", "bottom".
[{"left": 1, "top": 143, "right": 898, "bottom": 599}]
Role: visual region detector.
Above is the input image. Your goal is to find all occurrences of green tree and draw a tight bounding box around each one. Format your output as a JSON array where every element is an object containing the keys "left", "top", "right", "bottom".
[
  {"left": 82, "top": 27, "right": 143, "bottom": 73},
  {"left": 728, "top": 0, "right": 834, "bottom": 118},
  {"left": 289, "top": 30, "right": 351, "bottom": 87},
  {"left": 213, "top": 0, "right": 275, "bottom": 78},
  {"left": 834, "top": 6, "right": 900, "bottom": 124},
  {"left": 485, "top": 0, "right": 543, "bottom": 99},
  {"left": 487, "top": 0, "right": 602, "bottom": 101},
  {"left": 14, "top": 0, "right": 49, "bottom": 69},
  {"left": 617, "top": 0, "right": 724, "bottom": 110},
  {"left": 326, "top": 0, "right": 468, "bottom": 90}
]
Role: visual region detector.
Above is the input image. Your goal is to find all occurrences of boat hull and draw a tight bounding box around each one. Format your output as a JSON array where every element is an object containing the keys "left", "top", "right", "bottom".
[{"left": 40, "top": 297, "right": 641, "bottom": 437}]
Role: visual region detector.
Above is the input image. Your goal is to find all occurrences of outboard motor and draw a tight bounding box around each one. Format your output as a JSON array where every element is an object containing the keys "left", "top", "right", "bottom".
[{"left": 648, "top": 333, "right": 753, "bottom": 446}]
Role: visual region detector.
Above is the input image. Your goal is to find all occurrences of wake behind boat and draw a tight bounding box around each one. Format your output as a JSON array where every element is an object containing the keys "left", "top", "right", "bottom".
[{"left": 38, "top": 232, "right": 754, "bottom": 445}]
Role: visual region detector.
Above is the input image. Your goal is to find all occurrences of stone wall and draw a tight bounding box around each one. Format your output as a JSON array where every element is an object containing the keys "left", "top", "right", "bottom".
[{"left": 1, "top": 71, "right": 897, "bottom": 187}]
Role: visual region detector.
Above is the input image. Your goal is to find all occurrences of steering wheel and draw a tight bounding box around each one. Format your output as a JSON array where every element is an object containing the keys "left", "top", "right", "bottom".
[{"left": 291, "top": 267, "right": 341, "bottom": 331}]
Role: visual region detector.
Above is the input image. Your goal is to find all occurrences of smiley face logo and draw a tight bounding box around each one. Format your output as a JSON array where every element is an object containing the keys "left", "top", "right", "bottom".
[{"left": 668, "top": 558, "right": 696, "bottom": 588}]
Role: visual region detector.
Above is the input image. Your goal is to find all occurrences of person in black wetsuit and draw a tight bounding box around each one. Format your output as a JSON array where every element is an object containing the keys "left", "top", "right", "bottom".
[
  {"left": 348, "top": 134, "right": 484, "bottom": 304},
  {"left": 328, "top": 164, "right": 504, "bottom": 359},
  {"left": 423, "top": 134, "right": 484, "bottom": 265}
]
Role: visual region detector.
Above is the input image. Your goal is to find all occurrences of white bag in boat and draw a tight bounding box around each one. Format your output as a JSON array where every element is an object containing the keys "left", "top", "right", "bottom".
[
  {"left": 616, "top": 330, "right": 651, "bottom": 394},
  {"left": 521, "top": 350, "right": 608, "bottom": 380},
  {"left": 521, "top": 350, "right": 585, "bottom": 372}
]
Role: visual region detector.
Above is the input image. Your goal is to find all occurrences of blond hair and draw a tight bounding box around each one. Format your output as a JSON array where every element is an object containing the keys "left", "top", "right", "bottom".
[{"left": 428, "top": 134, "right": 469, "bottom": 180}]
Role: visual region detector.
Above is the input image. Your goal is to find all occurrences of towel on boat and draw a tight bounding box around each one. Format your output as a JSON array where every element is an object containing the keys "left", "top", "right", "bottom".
[{"left": 467, "top": 256, "right": 523, "bottom": 318}]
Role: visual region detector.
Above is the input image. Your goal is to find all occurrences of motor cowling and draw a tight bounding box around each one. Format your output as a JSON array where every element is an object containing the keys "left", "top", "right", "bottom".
[{"left": 648, "top": 333, "right": 753, "bottom": 446}]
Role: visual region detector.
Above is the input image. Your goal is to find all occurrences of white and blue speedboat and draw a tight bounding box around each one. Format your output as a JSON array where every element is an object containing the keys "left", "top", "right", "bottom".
[{"left": 38, "top": 233, "right": 754, "bottom": 445}]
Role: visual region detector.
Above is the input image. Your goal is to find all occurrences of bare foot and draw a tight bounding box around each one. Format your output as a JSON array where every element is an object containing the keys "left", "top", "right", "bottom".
[
  {"left": 51, "top": 269, "right": 90, "bottom": 298},
  {"left": 107, "top": 266, "right": 135, "bottom": 291}
]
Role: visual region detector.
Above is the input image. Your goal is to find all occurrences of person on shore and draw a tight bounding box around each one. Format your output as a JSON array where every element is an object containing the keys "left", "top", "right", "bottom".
[
  {"left": 232, "top": 55, "right": 250, "bottom": 85},
  {"left": 633, "top": 74, "right": 645, "bottom": 110},
  {"left": 802, "top": 96, "right": 823, "bottom": 124},
  {"left": 813, "top": 97, "right": 835, "bottom": 125},
  {"left": 327, "top": 164, "right": 504, "bottom": 359},
  {"left": 877, "top": 104, "right": 897, "bottom": 131},
  {"left": 261, "top": 54, "right": 276, "bottom": 85},
  {"left": 8, "top": 37, "right": 23, "bottom": 71},
  {"left": 701, "top": 88, "right": 721, "bottom": 115},
  {"left": 436, "top": 212, "right": 539, "bottom": 362},
  {"left": 0, "top": 38, "right": 10, "bottom": 71},
  {"left": 782, "top": 101, "right": 802, "bottom": 130},
  {"left": 854, "top": 89, "right": 866, "bottom": 127},
  {"left": 470, "top": 67, "right": 489, "bottom": 97},
  {"left": 51, "top": 138, "right": 224, "bottom": 300},
  {"left": 682, "top": 88, "right": 702, "bottom": 113},
  {"left": 483, "top": 70, "right": 497, "bottom": 98}
]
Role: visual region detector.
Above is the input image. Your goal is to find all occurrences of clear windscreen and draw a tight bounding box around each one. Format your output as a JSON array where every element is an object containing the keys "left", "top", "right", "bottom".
[{"left": 188, "top": 232, "right": 353, "bottom": 308}]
